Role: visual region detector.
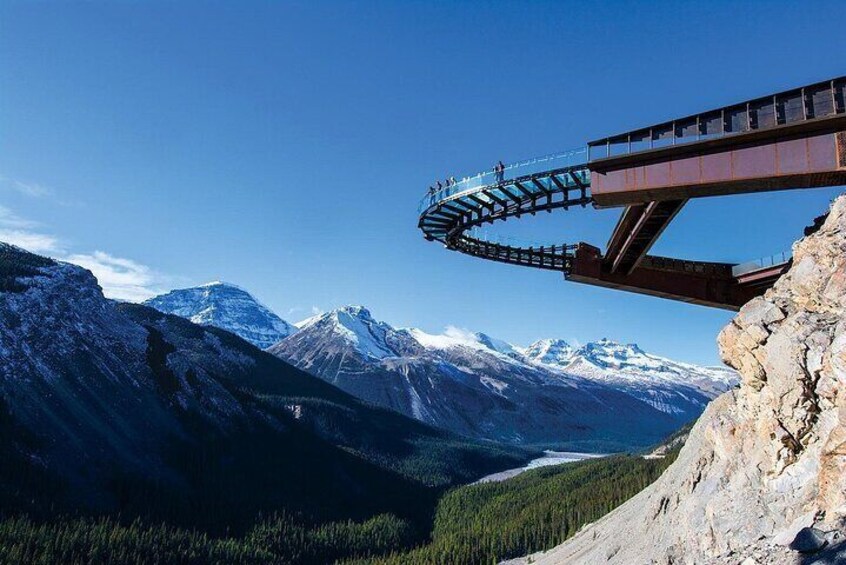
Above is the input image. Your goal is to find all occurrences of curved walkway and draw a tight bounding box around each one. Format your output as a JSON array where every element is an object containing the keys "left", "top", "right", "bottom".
[
  {"left": 416, "top": 77, "right": 846, "bottom": 309},
  {"left": 418, "top": 148, "right": 591, "bottom": 274}
]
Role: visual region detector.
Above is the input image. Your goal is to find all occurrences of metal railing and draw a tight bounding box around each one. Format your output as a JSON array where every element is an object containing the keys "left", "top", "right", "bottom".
[
  {"left": 731, "top": 251, "right": 792, "bottom": 277},
  {"left": 589, "top": 76, "right": 846, "bottom": 161},
  {"left": 464, "top": 228, "right": 573, "bottom": 251},
  {"left": 418, "top": 147, "right": 588, "bottom": 214}
]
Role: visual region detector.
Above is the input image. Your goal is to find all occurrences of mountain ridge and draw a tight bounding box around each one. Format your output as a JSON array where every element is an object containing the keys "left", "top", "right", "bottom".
[
  {"left": 143, "top": 284, "right": 738, "bottom": 451},
  {"left": 0, "top": 243, "right": 531, "bottom": 531},
  {"left": 269, "top": 305, "right": 737, "bottom": 450},
  {"left": 144, "top": 281, "right": 297, "bottom": 349}
]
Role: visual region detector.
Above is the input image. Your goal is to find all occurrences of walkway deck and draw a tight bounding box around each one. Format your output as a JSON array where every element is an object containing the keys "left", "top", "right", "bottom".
[{"left": 418, "top": 76, "right": 845, "bottom": 310}]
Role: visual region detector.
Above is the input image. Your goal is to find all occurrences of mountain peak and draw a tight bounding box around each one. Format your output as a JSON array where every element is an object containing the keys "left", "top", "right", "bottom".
[
  {"left": 335, "top": 304, "right": 372, "bottom": 318},
  {"left": 581, "top": 339, "right": 646, "bottom": 358},
  {"left": 144, "top": 283, "right": 296, "bottom": 349},
  {"left": 404, "top": 326, "right": 517, "bottom": 357},
  {"left": 522, "top": 339, "right": 575, "bottom": 366},
  {"left": 296, "top": 305, "right": 400, "bottom": 360},
  {"left": 199, "top": 280, "right": 241, "bottom": 289},
  {"left": 472, "top": 332, "right": 518, "bottom": 355},
  {"left": 273, "top": 306, "right": 739, "bottom": 444}
]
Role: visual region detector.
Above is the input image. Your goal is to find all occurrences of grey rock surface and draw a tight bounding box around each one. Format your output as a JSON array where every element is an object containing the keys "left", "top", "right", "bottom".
[{"left": 511, "top": 194, "right": 846, "bottom": 564}]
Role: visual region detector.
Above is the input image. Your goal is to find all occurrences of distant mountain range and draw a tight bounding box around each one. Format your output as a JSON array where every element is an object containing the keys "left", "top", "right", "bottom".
[
  {"left": 0, "top": 244, "right": 526, "bottom": 528},
  {"left": 145, "top": 281, "right": 296, "bottom": 349},
  {"left": 146, "top": 285, "right": 737, "bottom": 451}
]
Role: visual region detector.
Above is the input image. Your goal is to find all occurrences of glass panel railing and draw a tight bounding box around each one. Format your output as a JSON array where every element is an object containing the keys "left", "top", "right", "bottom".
[
  {"left": 465, "top": 228, "right": 573, "bottom": 252},
  {"left": 731, "top": 251, "right": 792, "bottom": 277},
  {"left": 418, "top": 147, "right": 588, "bottom": 213}
]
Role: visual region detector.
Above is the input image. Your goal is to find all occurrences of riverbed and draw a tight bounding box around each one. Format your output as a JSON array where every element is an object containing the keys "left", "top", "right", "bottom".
[{"left": 474, "top": 451, "right": 606, "bottom": 484}]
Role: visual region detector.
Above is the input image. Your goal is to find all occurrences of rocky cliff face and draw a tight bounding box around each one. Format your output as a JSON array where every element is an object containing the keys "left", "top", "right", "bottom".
[{"left": 518, "top": 194, "right": 846, "bottom": 564}]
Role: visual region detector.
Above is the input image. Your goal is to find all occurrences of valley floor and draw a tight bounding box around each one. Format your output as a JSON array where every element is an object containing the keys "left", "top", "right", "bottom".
[
  {"left": 0, "top": 451, "right": 677, "bottom": 565},
  {"left": 474, "top": 451, "right": 605, "bottom": 484}
]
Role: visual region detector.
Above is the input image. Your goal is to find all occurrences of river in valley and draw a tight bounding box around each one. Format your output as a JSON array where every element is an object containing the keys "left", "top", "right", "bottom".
[{"left": 474, "top": 451, "right": 606, "bottom": 484}]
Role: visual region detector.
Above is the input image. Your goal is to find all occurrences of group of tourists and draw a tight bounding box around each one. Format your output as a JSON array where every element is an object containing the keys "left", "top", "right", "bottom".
[
  {"left": 426, "top": 160, "right": 506, "bottom": 198},
  {"left": 428, "top": 176, "right": 458, "bottom": 196}
]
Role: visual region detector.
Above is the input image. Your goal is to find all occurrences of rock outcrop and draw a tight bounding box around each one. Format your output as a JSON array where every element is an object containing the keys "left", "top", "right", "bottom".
[{"left": 516, "top": 194, "right": 846, "bottom": 564}]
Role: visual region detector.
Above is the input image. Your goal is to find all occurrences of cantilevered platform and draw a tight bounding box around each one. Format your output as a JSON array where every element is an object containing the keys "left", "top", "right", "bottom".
[{"left": 418, "top": 76, "right": 846, "bottom": 310}]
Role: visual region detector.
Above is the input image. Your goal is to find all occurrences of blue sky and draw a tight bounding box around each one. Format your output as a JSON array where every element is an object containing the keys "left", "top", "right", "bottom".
[{"left": 1, "top": 1, "right": 844, "bottom": 365}]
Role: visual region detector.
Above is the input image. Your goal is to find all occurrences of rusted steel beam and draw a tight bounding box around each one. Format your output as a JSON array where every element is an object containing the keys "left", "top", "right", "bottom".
[
  {"left": 609, "top": 202, "right": 659, "bottom": 274},
  {"left": 567, "top": 244, "right": 763, "bottom": 311},
  {"left": 589, "top": 77, "right": 846, "bottom": 160},
  {"left": 735, "top": 262, "right": 791, "bottom": 287},
  {"left": 591, "top": 122, "right": 846, "bottom": 207},
  {"left": 590, "top": 114, "right": 846, "bottom": 172},
  {"left": 604, "top": 199, "right": 686, "bottom": 274},
  {"left": 605, "top": 204, "right": 647, "bottom": 261}
]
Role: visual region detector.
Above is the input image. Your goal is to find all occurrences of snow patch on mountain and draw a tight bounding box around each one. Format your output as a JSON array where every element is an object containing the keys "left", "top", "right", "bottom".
[
  {"left": 321, "top": 306, "right": 397, "bottom": 360},
  {"left": 144, "top": 282, "right": 296, "bottom": 349},
  {"left": 559, "top": 339, "right": 738, "bottom": 392},
  {"left": 521, "top": 339, "right": 576, "bottom": 366},
  {"left": 270, "top": 304, "right": 739, "bottom": 447},
  {"left": 534, "top": 338, "right": 738, "bottom": 415},
  {"left": 142, "top": 277, "right": 738, "bottom": 446},
  {"left": 407, "top": 326, "right": 516, "bottom": 358}
]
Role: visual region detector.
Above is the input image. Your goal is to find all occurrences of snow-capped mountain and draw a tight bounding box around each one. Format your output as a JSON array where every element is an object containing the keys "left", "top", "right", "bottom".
[
  {"left": 145, "top": 281, "right": 296, "bottom": 349},
  {"left": 141, "top": 279, "right": 736, "bottom": 450},
  {"left": 525, "top": 338, "right": 737, "bottom": 417},
  {"left": 270, "top": 306, "right": 738, "bottom": 451},
  {"left": 0, "top": 243, "right": 526, "bottom": 520},
  {"left": 521, "top": 339, "right": 576, "bottom": 366}
]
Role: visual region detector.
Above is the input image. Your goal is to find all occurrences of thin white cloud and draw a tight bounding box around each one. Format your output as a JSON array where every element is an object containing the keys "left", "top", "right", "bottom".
[
  {"left": 0, "top": 175, "right": 53, "bottom": 199},
  {"left": 0, "top": 205, "right": 40, "bottom": 229},
  {"left": 0, "top": 200, "right": 171, "bottom": 303},
  {"left": 293, "top": 307, "right": 327, "bottom": 328},
  {"left": 64, "top": 251, "right": 164, "bottom": 302},
  {"left": 0, "top": 206, "right": 64, "bottom": 255},
  {"left": 12, "top": 180, "right": 51, "bottom": 198},
  {"left": 0, "top": 229, "right": 63, "bottom": 255},
  {"left": 443, "top": 325, "right": 478, "bottom": 342},
  {"left": 289, "top": 305, "right": 324, "bottom": 317}
]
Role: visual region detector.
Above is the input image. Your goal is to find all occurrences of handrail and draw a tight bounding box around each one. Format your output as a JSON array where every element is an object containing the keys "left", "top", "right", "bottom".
[
  {"left": 731, "top": 251, "right": 792, "bottom": 277},
  {"left": 465, "top": 228, "right": 577, "bottom": 251},
  {"left": 588, "top": 76, "right": 846, "bottom": 161},
  {"left": 418, "top": 147, "right": 587, "bottom": 213}
]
